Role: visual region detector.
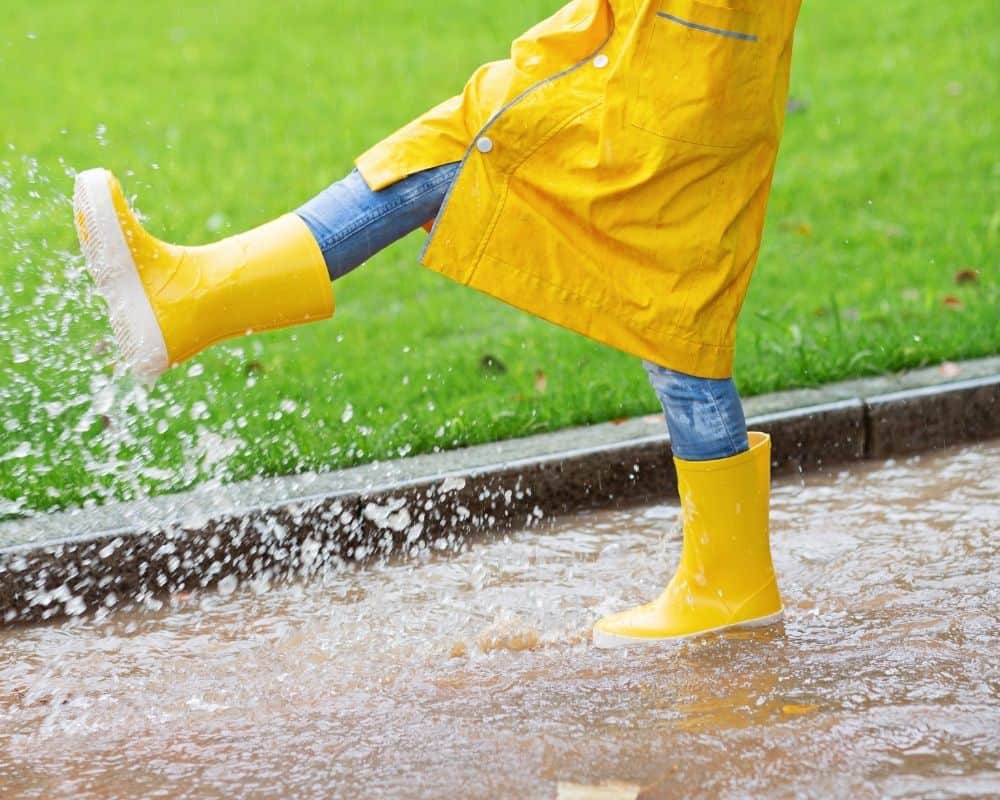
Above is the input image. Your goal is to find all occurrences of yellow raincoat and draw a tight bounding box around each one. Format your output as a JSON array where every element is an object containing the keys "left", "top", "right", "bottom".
[{"left": 356, "top": 0, "right": 803, "bottom": 378}]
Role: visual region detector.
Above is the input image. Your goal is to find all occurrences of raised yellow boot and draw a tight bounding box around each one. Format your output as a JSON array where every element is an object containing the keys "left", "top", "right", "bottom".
[
  {"left": 73, "top": 168, "right": 333, "bottom": 380},
  {"left": 593, "top": 432, "right": 782, "bottom": 648}
]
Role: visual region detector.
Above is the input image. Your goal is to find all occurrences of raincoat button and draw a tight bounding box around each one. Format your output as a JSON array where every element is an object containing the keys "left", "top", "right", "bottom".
[
  {"left": 476, "top": 136, "right": 494, "bottom": 154},
  {"left": 593, "top": 54, "right": 609, "bottom": 69}
]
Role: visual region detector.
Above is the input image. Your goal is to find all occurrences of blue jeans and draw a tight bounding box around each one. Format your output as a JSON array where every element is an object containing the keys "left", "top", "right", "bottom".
[{"left": 297, "top": 165, "right": 748, "bottom": 462}]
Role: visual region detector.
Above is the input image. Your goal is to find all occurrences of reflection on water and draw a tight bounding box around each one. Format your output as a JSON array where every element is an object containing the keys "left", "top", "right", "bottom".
[{"left": 1, "top": 442, "right": 998, "bottom": 799}]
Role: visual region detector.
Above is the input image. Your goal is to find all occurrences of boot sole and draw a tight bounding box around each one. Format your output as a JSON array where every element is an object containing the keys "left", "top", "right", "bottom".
[
  {"left": 592, "top": 609, "right": 784, "bottom": 649},
  {"left": 73, "top": 168, "right": 169, "bottom": 381}
]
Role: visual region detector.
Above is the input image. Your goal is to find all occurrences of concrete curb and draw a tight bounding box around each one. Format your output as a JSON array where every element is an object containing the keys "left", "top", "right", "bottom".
[{"left": 2, "top": 357, "right": 998, "bottom": 626}]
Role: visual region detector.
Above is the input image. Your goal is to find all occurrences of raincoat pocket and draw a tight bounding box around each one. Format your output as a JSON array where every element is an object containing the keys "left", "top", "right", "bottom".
[{"left": 630, "top": 0, "right": 769, "bottom": 148}]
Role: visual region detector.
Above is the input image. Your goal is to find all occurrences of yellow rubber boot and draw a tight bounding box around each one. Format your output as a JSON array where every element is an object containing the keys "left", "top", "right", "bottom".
[
  {"left": 593, "top": 432, "right": 782, "bottom": 648},
  {"left": 73, "top": 168, "right": 333, "bottom": 380}
]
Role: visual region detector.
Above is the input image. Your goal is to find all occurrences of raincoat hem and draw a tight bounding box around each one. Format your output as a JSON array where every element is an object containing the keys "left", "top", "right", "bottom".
[{"left": 425, "top": 250, "right": 736, "bottom": 379}]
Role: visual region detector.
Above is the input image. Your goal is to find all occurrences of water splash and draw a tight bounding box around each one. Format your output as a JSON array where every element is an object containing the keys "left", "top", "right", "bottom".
[
  {"left": 0, "top": 156, "right": 314, "bottom": 521},
  {"left": 0, "top": 442, "right": 997, "bottom": 798}
]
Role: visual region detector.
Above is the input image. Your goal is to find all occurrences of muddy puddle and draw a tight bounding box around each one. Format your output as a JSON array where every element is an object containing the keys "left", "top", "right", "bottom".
[{"left": 1, "top": 441, "right": 998, "bottom": 799}]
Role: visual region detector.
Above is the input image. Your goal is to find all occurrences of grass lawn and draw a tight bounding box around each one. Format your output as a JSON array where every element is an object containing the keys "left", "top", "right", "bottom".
[{"left": 1, "top": 0, "right": 997, "bottom": 517}]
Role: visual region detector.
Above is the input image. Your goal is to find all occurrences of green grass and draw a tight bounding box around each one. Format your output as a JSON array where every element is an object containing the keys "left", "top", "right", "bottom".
[{"left": 1, "top": 0, "right": 997, "bottom": 516}]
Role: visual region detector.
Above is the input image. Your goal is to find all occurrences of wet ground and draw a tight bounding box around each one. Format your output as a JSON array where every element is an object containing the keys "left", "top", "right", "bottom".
[{"left": 1, "top": 441, "right": 998, "bottom": 799}]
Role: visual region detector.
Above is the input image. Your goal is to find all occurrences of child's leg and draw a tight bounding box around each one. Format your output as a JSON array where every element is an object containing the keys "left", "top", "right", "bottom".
[
  {"left": 297, "top": 163, "right": 460, "bottom": 281},
  {"left": 73, "top": 162, "right": 460, "bottom": 378},
  {"left": 642, "top": 361, "right": 749, "bottom": 461},
  {"left": 592, "top": 363, "right": 778, "bottom": 648}
]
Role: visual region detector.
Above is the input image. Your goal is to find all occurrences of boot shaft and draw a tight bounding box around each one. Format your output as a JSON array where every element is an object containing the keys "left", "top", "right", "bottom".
[{"left": 674, "top": 432, "right": 778, "bottom": 615}]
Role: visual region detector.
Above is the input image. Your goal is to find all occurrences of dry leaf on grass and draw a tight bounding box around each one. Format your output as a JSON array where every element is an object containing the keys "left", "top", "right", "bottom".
[{"left": 534, "top": 370, "right": 548, "bottom": 393}]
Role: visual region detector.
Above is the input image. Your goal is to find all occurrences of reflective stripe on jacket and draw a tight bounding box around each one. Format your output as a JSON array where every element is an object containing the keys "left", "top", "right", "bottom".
[{"left": 357, "top": 0, "right": 803, "bottom": 378}]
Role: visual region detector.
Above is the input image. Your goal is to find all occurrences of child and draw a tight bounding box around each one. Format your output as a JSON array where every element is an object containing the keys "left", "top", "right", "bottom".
[{"left": 73, "top": 1, "right": 803, "bottom": 647}]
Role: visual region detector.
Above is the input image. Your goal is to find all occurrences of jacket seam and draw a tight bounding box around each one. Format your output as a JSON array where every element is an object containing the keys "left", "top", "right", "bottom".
[
  {"left": 470, "top": 182, "right": 510, "bottom": 279},
  {"left": 420, "top": 13, "right": 617, "bottom": 263},
  {"left": 467, "top": 100, "right": 602, "bottom": 284}
]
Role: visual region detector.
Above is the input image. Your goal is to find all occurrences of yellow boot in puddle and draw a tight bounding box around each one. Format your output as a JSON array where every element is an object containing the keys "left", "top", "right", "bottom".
[
  {"left": 593, "top": 432, "right": 782, "bottom": 648},
  {"left": 73, "top": 168, "right": 333, "bottom": 380}
]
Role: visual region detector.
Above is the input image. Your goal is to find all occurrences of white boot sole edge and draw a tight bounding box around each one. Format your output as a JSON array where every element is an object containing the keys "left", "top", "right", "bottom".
[
  {"left": 592, "top": 609, "right": 784, "bottom": 649},
  {"left": 73, "top": 168, "right": 169, "bottom": 381}
]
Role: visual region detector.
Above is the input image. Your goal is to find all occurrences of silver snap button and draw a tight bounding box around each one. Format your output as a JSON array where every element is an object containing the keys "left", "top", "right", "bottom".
[
  {"left": 593, "top": 54, "right": 609, "bottom": 69},
  {"left": 476, "top": 136, "right": 494, "bottom": 154}
]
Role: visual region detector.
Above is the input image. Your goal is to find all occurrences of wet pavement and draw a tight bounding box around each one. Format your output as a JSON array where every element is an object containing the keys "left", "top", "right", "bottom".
[{"left": 1, "top": 441, "right": 998, "bottom": 799}]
